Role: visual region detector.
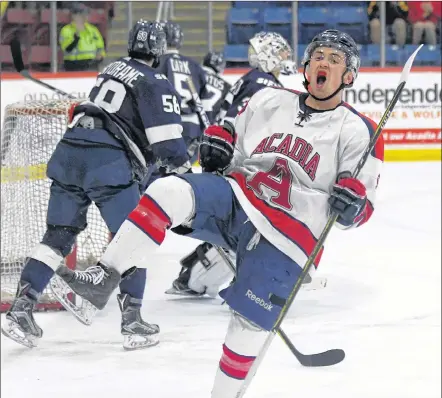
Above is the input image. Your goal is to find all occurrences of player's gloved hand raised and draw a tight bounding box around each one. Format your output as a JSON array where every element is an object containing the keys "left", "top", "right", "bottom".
[
  {"left": 328, "top": 176, "right": 367, "bottom": 225},
  {"left": 199, "top": 121, "right": 236, "bottom": 173}
]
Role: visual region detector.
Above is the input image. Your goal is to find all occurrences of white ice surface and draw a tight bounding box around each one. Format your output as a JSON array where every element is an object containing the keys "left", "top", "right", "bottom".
[{"left": 1, "top": 162, "right": 441, "bottom": 398}]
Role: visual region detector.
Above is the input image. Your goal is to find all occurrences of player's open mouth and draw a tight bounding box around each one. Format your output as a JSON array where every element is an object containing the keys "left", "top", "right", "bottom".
[{"left": 316, "top": 71, "right": 327, "bottom": 88}]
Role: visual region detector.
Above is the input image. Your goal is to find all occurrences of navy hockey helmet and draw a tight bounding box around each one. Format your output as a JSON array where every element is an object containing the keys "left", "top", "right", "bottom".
[
  {"left": 127, "top": 20, "right": 166, "bottom": 60},
  {"left": 161, "top": 21, "right": 184, "bottom": 50},
  {"left": 302, "top": 29, "right": 361, "bottom": 101},
  {"left": 203, "top": 51, "right": 226, "bottom": 74}
]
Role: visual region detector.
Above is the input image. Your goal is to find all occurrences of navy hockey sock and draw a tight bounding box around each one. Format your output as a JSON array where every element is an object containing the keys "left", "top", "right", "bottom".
[
  {"left": 119, "top": 268, "right": 146, "bottom": 305},
  {"left": 20, "top": 259, "right": 55, "bottom": 297}
]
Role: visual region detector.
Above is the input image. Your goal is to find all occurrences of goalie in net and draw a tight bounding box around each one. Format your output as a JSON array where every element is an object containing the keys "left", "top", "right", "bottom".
[{"left": 1, "top": 20, "right": 191, "bottom": 350}]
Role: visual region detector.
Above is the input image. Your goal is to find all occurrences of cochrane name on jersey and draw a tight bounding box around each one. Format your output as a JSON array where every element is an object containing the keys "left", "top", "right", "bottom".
[
  {"left": 251, "top": 133, "right": 320, "bottom": 182},
  {"left": 102, "top": 61, "right": 145, "bottom": 87}
]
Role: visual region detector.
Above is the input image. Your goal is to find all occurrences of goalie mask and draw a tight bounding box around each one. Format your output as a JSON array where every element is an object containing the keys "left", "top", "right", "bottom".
[
  {"left": 302, "top": 29, "right": 361, "bottom": 101},
  {"left": 248, "top": 31, "right": 292, "bottom": 74}
]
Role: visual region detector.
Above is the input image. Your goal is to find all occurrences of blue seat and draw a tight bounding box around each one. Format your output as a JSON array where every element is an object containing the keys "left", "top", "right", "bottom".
[
  {"left": 365, "top": 44, "right": 404, "bottom": 66},
  {"left": 295, "top": 43, "right": 308, "bottom": 65},
  {"left": 263, "top": 7, "right": 292, "bottom": 43},
  {"left": 224, "top": 44, "right": 249, "bottom": 64},
  {"left": 326, "top": 1, "right": 365, "bottom": 8},
  {"left": 298, "top": 1, "right": 332, "bottom": 7},
  {"left": 331, "top": 7, "right": 368, "bottom": 44},
  {"left": 405, "top": 44, "right": 441, "bottom": 66},
  {"left": 227, "top": 7, "right": 262, "bottom": 45},
  {"left": 359, "top": 45, "right": 372, "bottom": 66},
  {"left": 232, "top": 1, "right": 290, "bottom": 8},
  {"left": 298, "top": 7, "right": 329, "bottom": 43}
]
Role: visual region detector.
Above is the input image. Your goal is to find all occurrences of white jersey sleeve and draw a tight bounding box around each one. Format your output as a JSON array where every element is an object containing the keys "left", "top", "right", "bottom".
[
  {"left": 335, "top": 108, "right": 384, "bottom": 229},
  {"left": 226, "top": 87, "right": 276, "bottom": 171}
]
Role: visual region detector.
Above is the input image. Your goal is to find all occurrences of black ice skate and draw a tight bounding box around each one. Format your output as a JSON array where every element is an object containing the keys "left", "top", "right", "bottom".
[
  {"left": 165, "top": 266, "right": 205, "bottom": 297},
  {"left": 117, "top": 293, "right": 160, "bottom": 350},
  {"left": 52, "top": 264, "right": 121, "bottom": 312},
  {"left": 50, "top": 266, "right": 99, "bottom": 326},
  {"left": 1, "top": 282, "right": 43, "bottom": 348}
]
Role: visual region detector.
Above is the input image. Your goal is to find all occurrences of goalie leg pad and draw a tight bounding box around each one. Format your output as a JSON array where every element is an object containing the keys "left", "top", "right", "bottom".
[
  {"left": 187, "top": 243, "right": 234, "bottom": 297},
  {"left": 211, "top": 312, "right": 267, "bottom": 397}
]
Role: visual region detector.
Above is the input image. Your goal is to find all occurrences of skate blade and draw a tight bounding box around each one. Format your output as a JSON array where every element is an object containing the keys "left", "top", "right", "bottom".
[
  {"left": 50, "top": 274, "right": 98, "bottom": 326},
  {"left": 164, "top": 286, "right": 205, "bottom": 297},
  {"left": 302, "top": 277, "right": 328, "bottom": 291},
  {"left": 1, "top": 321, "right": 38, "bottom": 348},
  {"left": 123, "top": 333, "right": 159, "bottom": 351}
]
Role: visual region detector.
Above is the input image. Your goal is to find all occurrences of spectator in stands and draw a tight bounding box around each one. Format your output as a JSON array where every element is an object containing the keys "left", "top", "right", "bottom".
[
  {"left": 59, "top": 3, "right": 106, "bottom": 71},
  {"left": 1, "top": 1, "right": 9, "bottom": 17},
  {"left": 408, "top": 1, "right": 441, "bottom": 45},
  {"left": 368, "top": 1, "right": 408, "bottom": 46}
]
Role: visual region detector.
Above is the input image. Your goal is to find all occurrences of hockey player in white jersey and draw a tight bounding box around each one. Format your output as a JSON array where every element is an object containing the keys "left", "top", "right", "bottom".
[
  {"left": 166, "top": 33, "right": 300, "bottom": 298},
  {"left": 55, "top": 29, "right": 384, "bottom": 396}
]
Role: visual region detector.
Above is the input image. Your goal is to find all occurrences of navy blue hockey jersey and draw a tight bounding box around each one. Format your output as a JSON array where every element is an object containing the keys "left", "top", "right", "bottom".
[
  {"left": 202, "top": 65, "right": 231, "bottom": 124},
  {"left": 74, "top": 56, "right": 188, "bottom": 178},
  {"left": 217, "top": 69, "right": 282, "bottom": 125},
  {"left": 156, "top": 52, "right": 212, "bottom": 127}
]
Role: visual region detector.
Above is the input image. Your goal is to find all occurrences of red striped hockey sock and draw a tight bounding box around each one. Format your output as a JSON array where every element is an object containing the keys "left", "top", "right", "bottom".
[{"left": 211, "top": 313, "right": 267, "bottom": 398}]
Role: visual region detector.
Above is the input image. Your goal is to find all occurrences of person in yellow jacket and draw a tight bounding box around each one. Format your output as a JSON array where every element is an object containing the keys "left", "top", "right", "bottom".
[
  {"left": 1, "top": 2, "right": 9, "bottom": 18},
  {"left": 59, "top": 4, "right": 106, "bottom": 71}
]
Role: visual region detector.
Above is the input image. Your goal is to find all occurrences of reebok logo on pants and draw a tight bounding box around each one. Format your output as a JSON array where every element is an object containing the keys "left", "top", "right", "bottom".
[{"left": 245, "top": 289, "right": 273, "bottom": 311}]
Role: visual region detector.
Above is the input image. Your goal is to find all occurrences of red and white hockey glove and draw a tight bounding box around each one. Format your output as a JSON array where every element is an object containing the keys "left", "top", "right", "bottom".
[
  {"left": 199, "top": 122, "right": 236, "bottom": 173},
  {"left": 328, "top": 176, "right": 367, "bottom": 226}
]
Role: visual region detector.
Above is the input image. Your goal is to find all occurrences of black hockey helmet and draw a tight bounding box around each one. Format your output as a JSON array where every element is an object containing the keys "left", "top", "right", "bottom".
[
  {"left": 302, "top": 29, "right": 361, "bottom": 101},
  {"left": 203, "top": 51, "right": 226, "bottom": 74},
  {"left": 161, "top": 21, "right": 184, "bottom": 50},
  {"left": 127, "top": 20, "right": 166, "bottom": 61}
]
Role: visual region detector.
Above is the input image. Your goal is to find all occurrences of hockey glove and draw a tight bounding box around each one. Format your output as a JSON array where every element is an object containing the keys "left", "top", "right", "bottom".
[
  {"left": 328, "top": 176, "right": 367, "bottom": 226},
  {"left": 199, "top": 122, "right": 236, "bottom": 173}
]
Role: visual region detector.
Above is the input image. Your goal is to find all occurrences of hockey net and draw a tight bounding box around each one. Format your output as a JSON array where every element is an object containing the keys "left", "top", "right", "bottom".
[{"left": 1, "top": 99, "right": 110, "bottom": 312}]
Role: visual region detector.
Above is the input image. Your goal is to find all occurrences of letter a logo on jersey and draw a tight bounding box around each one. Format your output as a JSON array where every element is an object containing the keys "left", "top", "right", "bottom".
[{"left": 247, "top": 157, "right": 293, "bottom": 211}]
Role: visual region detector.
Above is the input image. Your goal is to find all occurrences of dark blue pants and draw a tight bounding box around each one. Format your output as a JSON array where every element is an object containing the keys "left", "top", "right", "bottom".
[
  {"left": 25, "top": 127, "right": 147, "bottom": 299},
  {"left": 176, "top": 172, "right": 302, "bottom": 331},
  {"left": 46, "top": 127, "right": 141, "bottom": 236}
]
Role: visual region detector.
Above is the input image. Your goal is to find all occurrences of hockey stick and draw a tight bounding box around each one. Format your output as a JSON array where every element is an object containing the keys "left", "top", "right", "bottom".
[
  {"left": 10, "top": 38, "right": 75, "bottom": 99},
  {"left": 215, "top": 247, "right": 342, "bottom": 367},
  {"left": 187, "top": 76, "right": 342, "bottom": 367},
  {"left": 236, "top": 45, "right": 424, "bottom": 397}
]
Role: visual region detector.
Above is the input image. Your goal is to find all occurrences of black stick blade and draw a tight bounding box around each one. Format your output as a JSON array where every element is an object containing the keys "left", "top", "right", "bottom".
[
  {"left": 10, "top": 38, "right": 24, "bottom": 73},
  {"left": 278, "top": 328, "right": 345, "bottom": 367},
  {"left": 297, "top": 348, "right": 345, "bottom": 367}
]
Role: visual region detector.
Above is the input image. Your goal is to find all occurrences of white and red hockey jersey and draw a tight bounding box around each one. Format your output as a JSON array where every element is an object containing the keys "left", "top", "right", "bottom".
[{"left": 225, "top": 87, "right": 384, "bottom": 269}]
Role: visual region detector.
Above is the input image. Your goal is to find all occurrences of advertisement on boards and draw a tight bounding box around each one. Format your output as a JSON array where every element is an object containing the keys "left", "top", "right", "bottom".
[{"left": 1, "top": 68, "right": 441, "bottom": 159}]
